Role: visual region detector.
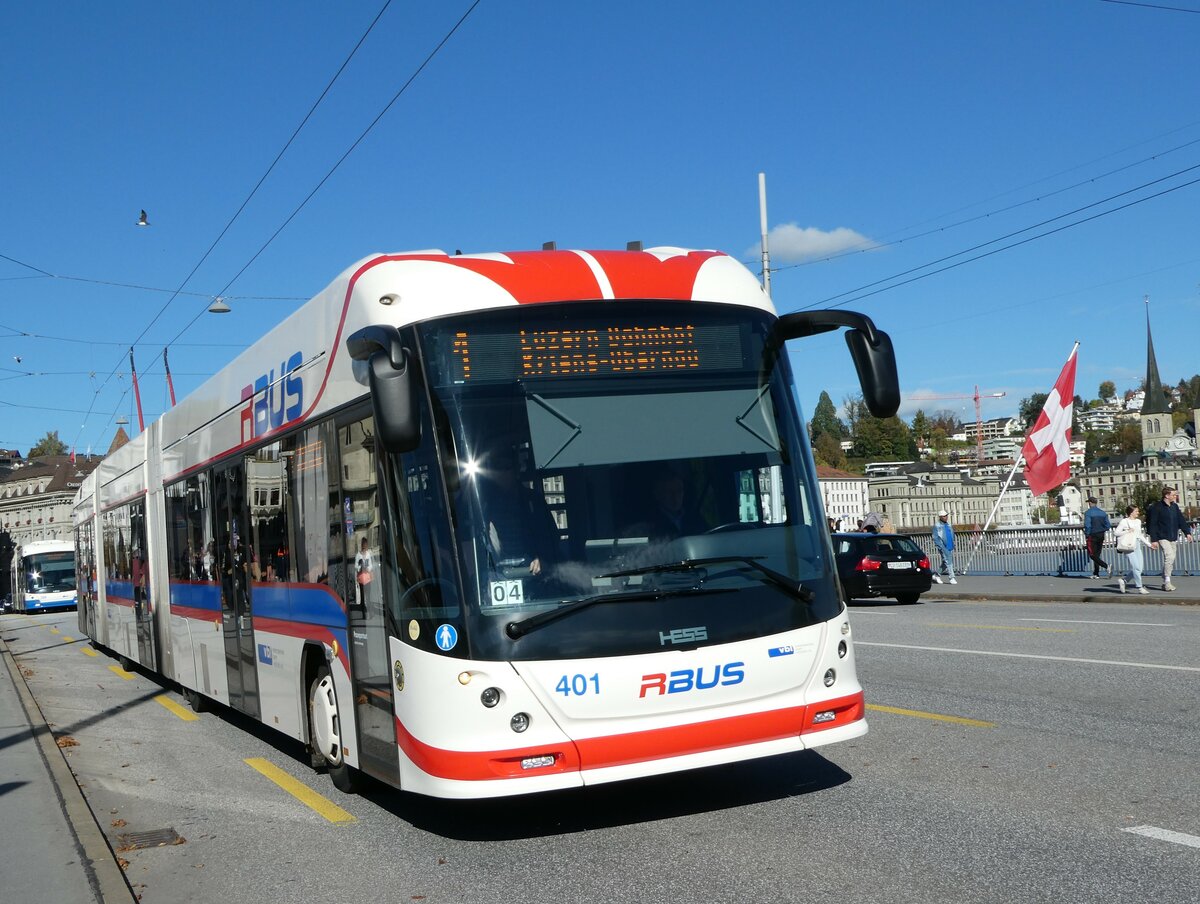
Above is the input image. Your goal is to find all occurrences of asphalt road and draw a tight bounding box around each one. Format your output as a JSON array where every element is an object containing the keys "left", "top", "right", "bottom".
[{"left": 2, "top": 600, "right": 1197, "bottom": 904}]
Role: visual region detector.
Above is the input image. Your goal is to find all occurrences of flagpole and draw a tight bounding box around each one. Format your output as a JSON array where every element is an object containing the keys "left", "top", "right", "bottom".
[{"left": 963, "top": 340, "right": 1079, "bottom": 576}]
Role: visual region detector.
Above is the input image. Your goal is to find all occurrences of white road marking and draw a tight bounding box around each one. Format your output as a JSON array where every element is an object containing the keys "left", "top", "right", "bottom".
[
  {"left": 1019, "top": 618, "right": 1173, "bottom": 627},
  {"left": 1122, "top": 825, "right": 1200, "bottom": 849},
  {"left": 848, "top": 609, "right": 897, "bottom": 616},
  {"left": 857, "top": 642, "right": 1200, "bottom": 673}
]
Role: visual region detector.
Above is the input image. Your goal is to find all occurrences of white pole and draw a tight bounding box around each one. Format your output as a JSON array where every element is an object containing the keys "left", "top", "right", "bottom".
[
  {"left": 962, "top": 456, "right": 1023, "bottom": 574},
  {"left": 758, "top": 172, "right": 771, "bottom": 296}
]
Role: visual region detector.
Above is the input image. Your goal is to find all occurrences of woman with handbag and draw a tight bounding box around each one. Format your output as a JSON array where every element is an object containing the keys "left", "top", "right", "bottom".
[{"left": 1113, "top": 505, "right": 1151, "bottom": 595}]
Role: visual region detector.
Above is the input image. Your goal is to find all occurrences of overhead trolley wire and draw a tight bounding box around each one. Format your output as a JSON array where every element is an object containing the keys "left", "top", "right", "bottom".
[
  {"left": 71, "top": 0, "right": 403, "bottom": 452},
  {"left": 167, "top": 0, "right": 486, "bottom": 347}
]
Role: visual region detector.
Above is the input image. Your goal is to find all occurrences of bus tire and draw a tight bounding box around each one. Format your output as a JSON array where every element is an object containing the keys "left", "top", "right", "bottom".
[
  {"left": 307, "top": 664, "right": 359, "bottom": 793},
  {"left": 185, "top": 688, "right": 207, "bottom": 713}
]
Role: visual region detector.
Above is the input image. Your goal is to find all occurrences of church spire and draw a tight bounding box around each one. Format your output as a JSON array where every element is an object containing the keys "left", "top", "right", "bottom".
[{"left": 1141, "top": 295, "right": 1169, "bottom": 415}]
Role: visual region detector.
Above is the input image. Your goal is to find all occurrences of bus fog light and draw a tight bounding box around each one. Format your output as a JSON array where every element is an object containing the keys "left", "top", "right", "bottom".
[
  {"left": 813, "top": 710, "right": 836, "bottom": 724},
  {"left": 521, "top": 754, "right": 555, "bottom": 770},
  {"left": 510, "top": 712, "right": 530, "bottom": 733},
  {"left": 823, "top": 668, "right": 836, "bottom": 687},
  {"left": 457, "top": 671, "right": 472, "bottom": 686},
  {"left": 838, "top": 640, "right": 847, "bottom": 659},
  {"left": 480, "top": 687, "right": 500, "bottom": 708},
  {"left": 841, "top": 622, "right": 851, "bottom": 635}
]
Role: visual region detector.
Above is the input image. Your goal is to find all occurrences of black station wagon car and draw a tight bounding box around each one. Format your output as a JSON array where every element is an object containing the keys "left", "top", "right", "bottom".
[{"left": 832, "top": 532, "right": 933, "bottom": 605}]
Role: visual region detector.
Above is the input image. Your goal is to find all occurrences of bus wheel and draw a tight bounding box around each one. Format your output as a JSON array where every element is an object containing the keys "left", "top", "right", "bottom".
[
  {"left": 307, "top": 665, "right": 360, "bottom": 793},
  {"left": 185, "top": 688, "right": 207, "bottom": 713}
]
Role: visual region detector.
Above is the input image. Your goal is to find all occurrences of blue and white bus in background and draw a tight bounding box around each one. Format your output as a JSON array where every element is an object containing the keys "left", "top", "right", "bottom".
[
  {"left": 11, "top": 539, "right": 78, "bottom": 612},
  {"left": 73, "top": 245, "right": 900, "bottom": 799}
]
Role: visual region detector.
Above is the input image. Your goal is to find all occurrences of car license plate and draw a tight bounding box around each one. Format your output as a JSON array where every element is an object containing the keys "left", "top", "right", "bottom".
[{"left": 887, "top": 561, "right": 912, "bottom": 569}]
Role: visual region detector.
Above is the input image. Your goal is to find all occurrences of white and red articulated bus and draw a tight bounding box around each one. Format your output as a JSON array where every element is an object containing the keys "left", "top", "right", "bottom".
[{"left": 73, "top": 246, "right": 899, "bottom": 799}]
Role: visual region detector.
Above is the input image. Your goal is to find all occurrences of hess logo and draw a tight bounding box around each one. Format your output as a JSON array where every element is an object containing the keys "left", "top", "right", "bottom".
[
  {"left": 639, "top": 662, "right": 745, "bottom": 698},
  {"left": 241, "top": 351, "right": 304, "bottom": 442}
]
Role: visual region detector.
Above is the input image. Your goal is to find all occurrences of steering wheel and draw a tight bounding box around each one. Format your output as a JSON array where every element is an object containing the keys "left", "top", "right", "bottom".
[{"left": 398, "top": 577, "right": 456, "bottom": 609}]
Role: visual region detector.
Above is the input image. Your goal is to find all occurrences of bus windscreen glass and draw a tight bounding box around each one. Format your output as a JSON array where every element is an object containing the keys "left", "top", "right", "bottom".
[
  {"left": 28, "top": 551, "right": 76, "bottom": 593},
  {"left": 415, "top": 301, "right": 837, "bottom": 661}
]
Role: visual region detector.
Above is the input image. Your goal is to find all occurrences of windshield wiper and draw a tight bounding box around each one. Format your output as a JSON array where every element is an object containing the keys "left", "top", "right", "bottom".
[
  {"left": 601, "top": 556, "right": 815, "bottom": 603},
  {"left": 505, "top": 586, "right": 733, "bottom": 640}
]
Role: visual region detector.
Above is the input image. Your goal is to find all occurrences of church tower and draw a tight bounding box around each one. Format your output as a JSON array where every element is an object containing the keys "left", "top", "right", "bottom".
[{"left": 1140, "top": 298, "right": 1172, "bottom": 454}]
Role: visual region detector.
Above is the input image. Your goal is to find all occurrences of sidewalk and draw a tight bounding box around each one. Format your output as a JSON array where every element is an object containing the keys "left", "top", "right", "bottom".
[
  {"left": 0, "top": 628, "right": 133, "bottom": 903},
  {"left": 922, "top": 572, "right": 1200, "bottom": 606}
]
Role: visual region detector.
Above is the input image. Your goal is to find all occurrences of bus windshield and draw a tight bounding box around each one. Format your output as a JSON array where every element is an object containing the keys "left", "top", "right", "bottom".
[
  {"left": 27, "top": 551, "right": 76, "bottom": 593},
  {"left": 416, "top": 301, "right": 840, "bottom": 660}
]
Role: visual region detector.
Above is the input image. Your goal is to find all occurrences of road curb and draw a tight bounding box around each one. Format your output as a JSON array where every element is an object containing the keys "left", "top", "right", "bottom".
[
  {"left": 922, "top": 592, "right": 1200, "bottom": 606},
  {"left": 0, "top": 640, "right": 136, "bottom": 904}
]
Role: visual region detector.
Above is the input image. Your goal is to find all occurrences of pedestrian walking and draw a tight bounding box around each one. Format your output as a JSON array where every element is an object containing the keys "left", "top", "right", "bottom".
[
  {"left": 1113, "top": 504, "right": 1151, "bottom": 594},
  {"left": 1083, "top": 495, "right": 1112, "bottom": 578},
  {"left": 1147, "top": 486, "right": 1193, "bottom": 591},
  {"left": 932, "top": 509, "right": 957, "bottom": 584}
]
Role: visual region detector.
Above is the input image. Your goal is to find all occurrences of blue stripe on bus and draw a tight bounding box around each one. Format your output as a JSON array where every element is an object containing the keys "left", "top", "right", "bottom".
[{"left": 163, "top": 581, "right": 346, "bottom": 628}]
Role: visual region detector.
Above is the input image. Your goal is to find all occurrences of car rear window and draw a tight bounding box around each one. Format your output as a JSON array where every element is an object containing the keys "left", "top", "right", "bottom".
[{"left": 863, "top": 536, "right": 922, "bottom": 555}]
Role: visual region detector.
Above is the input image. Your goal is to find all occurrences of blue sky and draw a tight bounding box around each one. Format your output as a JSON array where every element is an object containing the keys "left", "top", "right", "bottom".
[{"left": 3, "top": 0, "right": 1199, "bottom": 455}]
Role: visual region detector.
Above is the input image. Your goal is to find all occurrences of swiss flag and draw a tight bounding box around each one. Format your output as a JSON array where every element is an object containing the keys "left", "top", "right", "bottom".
[{"left": 1021, "top": 345, "right": 1078, "bottom": 497}]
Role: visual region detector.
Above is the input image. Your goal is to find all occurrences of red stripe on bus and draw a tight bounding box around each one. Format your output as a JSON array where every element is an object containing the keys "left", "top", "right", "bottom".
[{"left": 394, "top": 691, "right": 864, "bottom": 782}]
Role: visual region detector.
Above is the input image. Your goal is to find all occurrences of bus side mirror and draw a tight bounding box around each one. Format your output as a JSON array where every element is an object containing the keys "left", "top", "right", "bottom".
[
  {"left": 346, "top": 325, "right": 421, "bottom": 453},
  {"left": 773, "top": 310, "right": 900, "bottom": 418}
]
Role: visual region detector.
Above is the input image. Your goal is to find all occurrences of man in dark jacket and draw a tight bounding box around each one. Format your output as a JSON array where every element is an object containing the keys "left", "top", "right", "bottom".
[
  {"left": 1083, "top": 495, "right": 1112, "bottom": 578},
  {"left": 1147, "top": 486, "right": 1193, "bottom": 591}
]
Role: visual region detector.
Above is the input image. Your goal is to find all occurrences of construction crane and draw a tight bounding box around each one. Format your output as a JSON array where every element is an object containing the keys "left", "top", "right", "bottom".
[{"left": 909, "top": 386, "right": 1007, "bottom": 464}]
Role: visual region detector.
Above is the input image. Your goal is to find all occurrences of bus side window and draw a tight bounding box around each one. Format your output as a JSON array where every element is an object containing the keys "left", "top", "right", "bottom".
[{"left": 286, "top": 425, "right": 332, "bottom": 588}]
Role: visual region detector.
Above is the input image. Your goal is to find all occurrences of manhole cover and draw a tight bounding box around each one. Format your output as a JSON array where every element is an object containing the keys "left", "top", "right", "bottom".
[{"left": 115, "top": 828, "right": 185, "bottom": 850}]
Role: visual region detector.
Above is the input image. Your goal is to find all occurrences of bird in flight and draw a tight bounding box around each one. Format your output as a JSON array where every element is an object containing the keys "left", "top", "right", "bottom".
[
  {"left": 13, "top": 356, "right": 21, "bottom": 364},
  {"left": 137, "top": 210, "right": 150, "bottom": 227}
]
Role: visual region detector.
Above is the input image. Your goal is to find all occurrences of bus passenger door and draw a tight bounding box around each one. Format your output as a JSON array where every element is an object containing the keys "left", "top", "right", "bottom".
[
  {"left": 338, "top": 413, "right": 400, "bottom": 784},
  {"left": 213, "top": 460, "right": 261, "bottom": 719}
]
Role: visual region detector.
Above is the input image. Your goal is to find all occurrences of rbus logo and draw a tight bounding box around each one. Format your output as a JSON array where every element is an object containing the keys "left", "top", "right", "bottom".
[
  {"left": 638, "top": 662, "right": 745, "bottom": 698},
  {"left": 241, "top": 351, "right": 304, "bottom": 442}
]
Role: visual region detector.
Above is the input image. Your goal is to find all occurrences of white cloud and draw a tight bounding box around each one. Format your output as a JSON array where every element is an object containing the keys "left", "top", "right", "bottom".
[{"left": 748, "top": 222, "right": 880, "bottom": 264}]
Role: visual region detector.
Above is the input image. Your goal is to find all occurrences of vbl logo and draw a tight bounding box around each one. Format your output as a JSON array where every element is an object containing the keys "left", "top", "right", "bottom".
[
  {"left": 639, "top": 662, "right": 745, "bottom": 698},
  {"left": 241, "top": 351, "right": 304, "bottom": 442}
]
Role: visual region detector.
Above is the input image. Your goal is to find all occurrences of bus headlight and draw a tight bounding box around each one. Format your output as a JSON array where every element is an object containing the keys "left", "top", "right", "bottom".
[
  {"left": 823, "top": 668, "right": 837, "bottom": 687},
  {"left": 480, "top": 687, "right": 501, "bottom": 708},
  {"left": 510, "top": 712, "right": 530, "bottom": 733},
  {"left": 837, "top": 640, "right": 847, "bottom": 659}
]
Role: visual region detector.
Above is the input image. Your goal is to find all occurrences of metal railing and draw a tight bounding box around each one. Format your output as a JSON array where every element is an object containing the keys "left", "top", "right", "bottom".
[{"left": 902, "top": 525, "right": 1200, "bottom": 577}]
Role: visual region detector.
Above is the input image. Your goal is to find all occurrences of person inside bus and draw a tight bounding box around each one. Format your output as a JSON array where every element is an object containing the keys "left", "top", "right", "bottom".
[
  {"left": 645, "top": 466, "right": 708, "bottom": 540},
  {"left": 475, "top": 446, "right": 559, "bottom": 576}
]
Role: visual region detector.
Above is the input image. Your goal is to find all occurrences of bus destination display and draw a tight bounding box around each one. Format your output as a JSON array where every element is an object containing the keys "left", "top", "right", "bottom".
[{"left": 448, "top": 323, "right": 745, "bottom": 382}]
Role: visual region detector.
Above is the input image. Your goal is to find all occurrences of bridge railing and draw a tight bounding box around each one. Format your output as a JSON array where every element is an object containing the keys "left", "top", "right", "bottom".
[{"left": 901, "top": 525, "right": 1200, "bottom": 577}]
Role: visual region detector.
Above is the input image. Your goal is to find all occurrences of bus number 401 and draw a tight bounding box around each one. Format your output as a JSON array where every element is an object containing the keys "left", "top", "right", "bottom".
[{"left": 555, "top": 673, "right": 600, "bottom": 696}]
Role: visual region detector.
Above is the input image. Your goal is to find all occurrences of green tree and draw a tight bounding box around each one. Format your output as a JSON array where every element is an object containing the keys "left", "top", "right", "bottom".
[
  {"left": 848, "top": 392, "right": 918, "bottom": 459},
  {"left": 28, "top": 430, "right": 67, "bottom": 458},
  {"left": 910, "top": 409, "right": 931, "bottom": 444},
  {"left": 1177, "top": 375, "right": 1200, "bottom": 411},
  {"left": 1099, "top": 380, "right": 1116, "bottom": 401},
  {"left": 1118, "top": 481, "right": 1166, "bottom": 518},
  {"left": 1019, "top": 392, "right": 1049, "bottom": 431},
  {"left": 809, "top": 390, "right": 845, "bottom": 442},
  {"left": 813, "top": 431, "right": 848, "bottom": 469}
]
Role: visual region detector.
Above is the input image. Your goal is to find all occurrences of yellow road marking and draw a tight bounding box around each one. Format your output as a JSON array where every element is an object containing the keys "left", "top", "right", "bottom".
[
  {"left": 108, "top": 665, "right": 134, "bottom": 680},
  {"left": 154, "top": 694, "right": 200, "bottom": 722},
  {"left": 244, "top": 758, "right": 356, "bottom": 824},
  {"left": 50, "top": 627, "right": 60, "bottom": 634},
  {"left": 81, "top": 647, "right": 99, "bottom": 657},
  {"left": 867, "top": 703, "right": 995, "bottom": 728},
  {"left": 61, "top": 636, "right": 75, "bottom": 643},
  {"left": 929, "top": 623, "right": 1074, "bottom": 633}
]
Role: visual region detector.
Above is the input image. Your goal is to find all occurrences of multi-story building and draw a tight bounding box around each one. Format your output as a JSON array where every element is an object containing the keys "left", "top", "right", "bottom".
[
  {"left": 1078, "top": 308, "right": 1200, "bottom": 513},
  {"left": 816, "top": 466, "right": 869, "bottom": 530},
  {"left": 868, "top": 463, "right": 1033, "bottom": 530},
  {"left": 0, "top": 454, "right": 104, "bottom": 594}
]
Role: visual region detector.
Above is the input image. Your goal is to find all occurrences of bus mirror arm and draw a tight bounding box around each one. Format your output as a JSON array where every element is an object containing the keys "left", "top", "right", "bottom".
[
  {"left": 347, "top": 325, "right": 421, "bottom": 453},
  {"left": 772, "top": 310, "right": 900, "bottom": 419}
]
